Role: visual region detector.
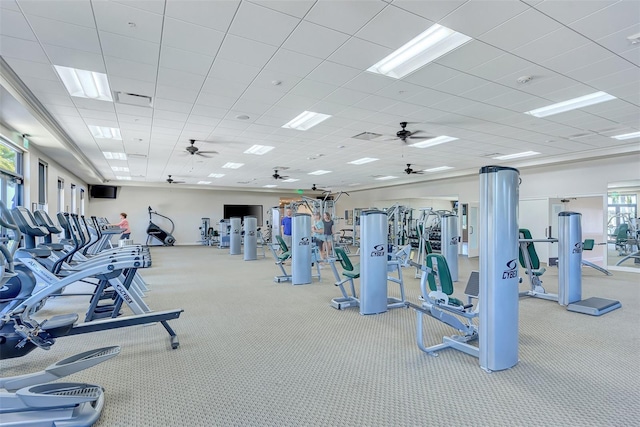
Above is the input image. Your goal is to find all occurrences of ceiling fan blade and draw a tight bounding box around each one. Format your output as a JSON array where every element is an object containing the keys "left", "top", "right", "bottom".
[
  {"left": 408, "top": 136, "right": 432, "bottom": 140},
  {"left": 197, "top": 150, "right": 219, "bottom": 154},
  {"left": 196, "top": 152, "right": 212, "bottom": 158}
]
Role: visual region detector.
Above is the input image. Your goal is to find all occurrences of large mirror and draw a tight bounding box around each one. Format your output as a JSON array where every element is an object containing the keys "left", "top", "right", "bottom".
[{"left": 607, "top": 180, "right": 640, "bottom": 272}]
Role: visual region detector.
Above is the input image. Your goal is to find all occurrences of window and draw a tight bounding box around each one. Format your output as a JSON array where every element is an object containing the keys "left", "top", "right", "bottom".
[
  {"left": 0, "top": 138, "right": 24, "bottom": 209},
  {"left": 80, "top": 188, "right": 85, "bottom": 215},
  {"left": 71, "top": 183, "right": 77, "bottom": 214},
  {"left": 38, "top": 160, "right": 47, "bottom": 206},
  {"left": 57, "top": 178, "right": 64, "bottom": 213}
]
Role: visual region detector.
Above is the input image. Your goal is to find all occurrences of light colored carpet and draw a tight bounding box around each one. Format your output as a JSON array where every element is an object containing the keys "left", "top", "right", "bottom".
[{"left": 2, "top": 246, "right": 639, "bottom": 426}]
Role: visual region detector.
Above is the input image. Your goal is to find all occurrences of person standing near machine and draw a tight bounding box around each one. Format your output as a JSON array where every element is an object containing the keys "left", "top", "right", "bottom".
[
  {"left": 312, "top": 212, "right": 325, "bottom": 254},
  {"left": 281, "top": 208, "right": 293, "bottom": 248},
  {"left": 322, "top": 212, "right": 334, "bottom": 259},
  {"left": 111, "top": 212, "right": 130, "bottom": 240}
]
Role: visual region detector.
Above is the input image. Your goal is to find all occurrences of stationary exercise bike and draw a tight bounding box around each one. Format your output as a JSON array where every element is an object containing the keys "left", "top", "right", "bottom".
[{"left": 146, "top": 206, "right": 176, "bottom": 246}]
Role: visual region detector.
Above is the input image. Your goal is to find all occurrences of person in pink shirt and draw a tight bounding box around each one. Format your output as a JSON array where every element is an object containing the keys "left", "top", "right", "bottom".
[{"left": 112, "top": 212, "right": 131, "bottom": 239}]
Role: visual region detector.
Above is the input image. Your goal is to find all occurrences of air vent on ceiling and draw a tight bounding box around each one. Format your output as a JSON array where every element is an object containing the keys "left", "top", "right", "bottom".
[
  {"left": 114, "top": 91, "right": 153, "bottom": 107},
  {"left": 352, "top": 132, "right": 383, "bottom": 140}
]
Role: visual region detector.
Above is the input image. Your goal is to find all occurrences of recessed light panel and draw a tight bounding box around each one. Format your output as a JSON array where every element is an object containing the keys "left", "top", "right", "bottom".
[
  {"left": 54, "top": 65, "right": 113, "bottom": 101},
  {"left": 115, "top": 176, "right": 131, "bottom": 180},
  {"left": 611, "top": 131, "right": 640, "bottom": 140},
  {"left": 409, "top": 135, "right": 458, "bottom": 149},
  {"left": 222, "top": 163, "right": 244, "bottom": 169},
  {"left": 308, "top": 170, "right": 332, "bottom": 175},
  {"left": 424, "top": 166, "right": 453, "bottom": 172},
  {"left": 263, "top": 184, "right": 278, "bottom": 188},
  {"left": 375, "top": 176, "right": 398, "bottom": 181},
  {"left": 524, "top": 91, "right": 616, "bottom": 117},
  {"left": 208, "top": 173, "right": 225, "bottom": 178},
  {"left": 103, "top": 152, "right": 127, "bottom": 160},
  {"left": 348, "top": 157, "right": 379, "bottom": 165},
  {"left": 493, "top": 151, "right": 540, "bottom": 160},
  {"left": 282, "top": 111, "right": 331, "bottom": 131},
  {"left": 89, "top": 125, "right": 121, "bottom": 140},
  {"left": 198, "top": 181, "right": 212, "bottom": 185},
  {"left": 244, "top": 145, "right": 275, "bottom": 155},
  {"left": 111, "top": 166, "right": 129, "bottom": 172},
  {"left": 282, "top": 178, "right": 300, "bottom": 182},
  {"left": 367, "top": 24, "right": 472, "bottom": 79}
]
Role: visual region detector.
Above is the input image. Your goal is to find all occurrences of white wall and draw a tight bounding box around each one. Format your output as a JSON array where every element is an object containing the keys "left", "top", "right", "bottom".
[{"left": 88, "top": 186, "right": 285, "bottom": 245}]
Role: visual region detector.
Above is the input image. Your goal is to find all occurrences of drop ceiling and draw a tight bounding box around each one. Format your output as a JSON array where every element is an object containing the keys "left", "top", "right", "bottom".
[{"left": 0, "top": 0, "right": 638, "bottom": 192}]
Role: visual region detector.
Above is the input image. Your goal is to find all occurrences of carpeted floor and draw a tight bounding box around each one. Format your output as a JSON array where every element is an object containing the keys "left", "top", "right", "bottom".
[{"left": 2, "top": 245, "right": 639, "bottom": 426}]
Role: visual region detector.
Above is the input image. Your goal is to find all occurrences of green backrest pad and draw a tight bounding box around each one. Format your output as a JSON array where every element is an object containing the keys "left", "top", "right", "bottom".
[
  {"left": 335, "top": 247, "right": 359, "bottom": 278},
  {"left": 425, "top": 254, "right": 462, "bottom": 306},
  {"left": 424, "top": 240, "right": 433, "bottom": 254},
  {"left": 276, "top": 235, "right": 289, "bottom": 253},
  {"left": 518, "top": 228, "right": 540, "bottom": 270},
  {"left": 615, "top": 224, "right": 630, "bottom": 243},
  {"left": 583, "top": 239, "right": 595, "bottom": 251}
]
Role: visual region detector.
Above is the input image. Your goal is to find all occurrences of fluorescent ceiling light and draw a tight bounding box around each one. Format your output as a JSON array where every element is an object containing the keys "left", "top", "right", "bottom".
[
  {"left": 111, "top": 166, "right": 129, "bottom": 172},
  {"left": 524, "top": 91, "right": 616, "bottom": 118},
  {"left": 103, "top": 152, "right": 127, "bottom": 160},
  {"left": 282, "top": 178, "right": 299, "bottom": 182},
  {"left": 244, "top": 144, "right": 275, "bottom": 155},
  {"left": 367, "top": 24, "right": 472, "bottom": 79},
  {"left": 115, "top": 176, "right": 131, "bottom": 180},
  {"left": 424, "top": 166, "right": 454, "bottom": 172},
  {"left": 282, "top": 111, "right": 331, "bottom": 131},
  {"left": 375, "top": 176, "right": 398, "bottom": 181},
  {"left": 54, "top": 65, "right": 113, "bottom": 101},
  {"left": 493, "top": 151, "right": 540, "bottom": 160},
  {"left": 222, "top": 162, "right": 244, "bottom": 169},
  {"left": 348, "top": 183, "right": 361, "bottom": 186},
  {"left": 89, "top": 125, "right": 121, "bottom": 140},
  {"left": 611, "top": 131, "right": 640, "bottom": 140},
  {"left": 263, "top": 184, "right": 278, "bottom": 188},
  {"left": 308, "top": 170, "right": 332, "bottom": 175},
  {"left": 208, "top": 173, "right": 225, "bottom": 178},
  {"left": 410, "top": 135, "right": 458, "bottom": 148},
  {"left": 348, "top": 157, "right": 379, "bottom": 165},
  {"left": 197, "top": 181, "right": 211, "bottom": 185}
]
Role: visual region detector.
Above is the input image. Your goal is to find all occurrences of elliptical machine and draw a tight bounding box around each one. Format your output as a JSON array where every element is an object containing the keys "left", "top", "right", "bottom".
[{"left": 146, "top": 206, "right": 176, "bottom": 246}]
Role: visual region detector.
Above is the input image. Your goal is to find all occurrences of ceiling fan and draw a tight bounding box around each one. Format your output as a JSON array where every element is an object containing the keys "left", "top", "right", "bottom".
[
  {"left": 404, "top": 164, "right": 424, "bottom": 175},
  {"left": 272, "top": 170, "right": 289, "bottom": 180},
  {"left": 311, "top": 184, "right": 330, "bottom": 191},
  {"left": 185, "top": 139, "right": 218, "bottom": 157},
  {"left": 394, "top": 122, "right": 431, "bottom": 143},
  {"left": 166, "top": 175, "right": 185, "bottom": 184}
]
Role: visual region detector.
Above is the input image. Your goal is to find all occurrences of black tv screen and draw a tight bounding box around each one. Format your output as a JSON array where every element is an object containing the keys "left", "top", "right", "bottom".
[
  {"left": 90, "top": 185, "right": 118, "bottom": 199},
  {"left": 223, "top": 204, "right": 263, "bottom": 226}
]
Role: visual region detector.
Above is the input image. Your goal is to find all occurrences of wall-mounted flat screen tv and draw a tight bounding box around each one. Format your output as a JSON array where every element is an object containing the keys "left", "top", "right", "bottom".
[
  {"left": 90, "top": 185, "right": 118, "bottom": 199},
  {"left": 223, "top": 204, "right": 263, "bottom": 226}
]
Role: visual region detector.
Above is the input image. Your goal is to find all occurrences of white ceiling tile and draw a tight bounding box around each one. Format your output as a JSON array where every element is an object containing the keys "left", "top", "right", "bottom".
[
  {"left": 0, "top": 35, "right": 49, "bottom": 63},
  {"left": 354, "top": 95, "right": 397, "bottom": 112},
  {"left": 434, "top": 40, "right": 503, "bottom": 72},
  {"left": 93, "top": 1, "right": 163, "bottom": 43},
  {"left": 541, "top": 43, "right": 614, "bottom": 75},
  {"left": 328, "top": 37, "right": 392, "bottom": 70},
  {"left": 438, "top": 0, "right": 529, "bottom": 38},
  {"left": 200, "top": 78, "right": 247, "bottom": 99},
  {"left": 289, "top": 80, "right": 338, "bottom": 100},
  {"left": 42, "top": 44, "right": 106, "bottom": 72},
  {"left": 511, "top": 27, "right": 591, "bottom": 64},
  {"left": 485, "top": 89, "right": 547, "bottom": 109},
  {"left": 112, "top": 0, "right": 166, "bottom": 15},
  {"left": 466, "top": 54, "right": 532, "bottom": 83},
  {"left": 401, "top": 63, "right": 456, "bottom": 88},
  {"left": 117, "top": 113, "right": 152, "bottom": 126},
  {"left": 217, "top": 34, "right": 278, "bottom": 69},
  {"left": 342, "top": 72, "right": 394, "bottom": 95},
  {"left": 461, "top": 82, "right": 515, "bottom": 103},
  {"left": 305, "top": 0, "right": 387, "bottom": 35},
  {"left": 71, "top": 98, "right": 116, "bottom": 112},
  {"left": 229, "top": 1, "right": 299, "bottom": 47},
  {"left": 159, "top": 46, "right": 214, "bottom": 76},
  {"left": 104, "top": 56, "right": 157, "bottom": 82},
  {"left": 323, "top": 88, "right": 370, "bottom": 106},
  {"left": 190, "top": 105, "right": 227, "bottom": 119},
  {"left": 27, "top": 15, "right": 101, "bottom": 53},
  {"left": 3, "top": 57, "right": 58, "bottom": 81},
  {"left": 374, "top": 81, "right": 428, "bottom": 102},
  {"left": 251, "top": 69, "right": 302, "bottom": 93},
  {"left": 308, "top": 101, "right": 348, "bottom": 116},
  {"left": 162, "top": 17, "right": 225, "bottom": 57},
  {"left": 153, "top": 117, "right": 185, "bottom": 129},
  {"left": 282, "top": 21, "right": 349, "bottom": 59},
  {"left": 265, "top": 48, "right": 323, "bottom": 78},
  {"left": 535, "top": 0, "right": 618, "bottom": 25},
  {"left": 585, "top": 68, "right": 640, "bottom": 93},
  {"left": 157, "top": 67, "right": 207, "bottom": 92},
  {"left": 305, "top": 62, "right": 360, "bottom": 87},
  {"left": 606, "top": 82, "right": 640, "bottom": 105},
  {"left": 620, "top": 48, "right": 640, "bottom": 66},
  {"left": 99, "top": 31, "right": 160, "bottom": 65},
  {"left": 275, "top": 93, "right": 317, "bottom": 110},
  {"left": 391, "top": 0, "right": 466, "bottom": 22},
  {"left": 434, "top": 74, "right": 491, "bottom": 96},
  {"left": 565, "top": 55, "right": 636, "bottom": 83},
  {"left": 0, "top": 8, "right": 37, "bottom": 41},
  {"left": 1, "top": 0, "right": 20, "bottom": 12},
  {"left": 569, "top": 1, "right": 640, "bottom": 41},
  {"left": 154, "top": 97, "right": 194, "bottom": 113},
  {"left": 115, "top": 103, "right": 153, "bottom": 117},
  {"left": 17, "top": 0, "right": 96, "bottom": 27},
  {"left": 479, "top": 8, "right": 563, "bottom": 51},
  {"left": 208, "top": 59, "right": 261, "bottom": 85},
  {"left": 596, "top": 23, "right": 640, "bottom": 56},
  {"left": 155, "top": 84, "right": 199, "bottom": 104},
  {"left": 195, "top": 93, "right": 237, "bottom": 109},
  {"left": 20, "top": 76, "right": 67, "bottom": 95},
  {"left": 241, "top": 86, "right": 284, "bottom": 104},
  {"left": 227, "top": 98, "right": 271, "bottom": 116},
  {"left": 355, "top": 4, "right": 433, "bottom": 50},
  {"left": 248, "top": 0, "right": 315, "bottom": 18},
  {"left": 165, "top": 0, "right": 239, "bottom": 31},
  {"left": 78, "top": 109, "right": 118, "bottom": 123}
]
